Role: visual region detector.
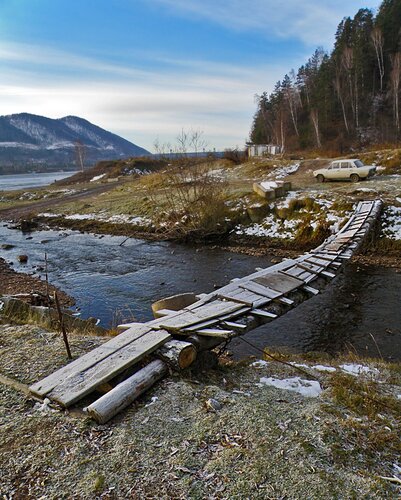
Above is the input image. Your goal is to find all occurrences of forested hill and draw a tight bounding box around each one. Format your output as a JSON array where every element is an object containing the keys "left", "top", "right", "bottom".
[{"left": 250, "top": 0, "right": 401, "bottom": 152}]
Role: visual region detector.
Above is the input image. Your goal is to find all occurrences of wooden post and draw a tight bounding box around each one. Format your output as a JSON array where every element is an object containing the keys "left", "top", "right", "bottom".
[
  {"left": 54, "top": 291, "right": 72, "bottom": 359},
  {"left": 84, "top": 359, "right": 168, "bottom": 424},
  {"left": 44, "top": 252, "right": 49, "bottom": 306}
]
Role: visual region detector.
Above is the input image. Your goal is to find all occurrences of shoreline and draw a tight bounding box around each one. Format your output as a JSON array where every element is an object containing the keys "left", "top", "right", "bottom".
[
  {"left": 30, "top": 216, "right": 401, "bottom": 269},
  {"left": 0, "top": 257, "right": 74, "bottom": 307}
]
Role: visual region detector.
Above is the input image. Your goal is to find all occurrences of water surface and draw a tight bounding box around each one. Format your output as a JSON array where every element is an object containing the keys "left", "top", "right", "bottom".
[
  {"left": 0, "top": 224, "right": 400, "bottom": 361},
  {"left": 0, "top": 171, "right": 76, "bottom": 191}
]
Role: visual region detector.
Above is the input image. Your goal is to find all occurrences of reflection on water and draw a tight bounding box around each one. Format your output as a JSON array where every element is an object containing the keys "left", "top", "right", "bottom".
[{"left": 0, "top": 224, "right": 400, "bottom": 361}]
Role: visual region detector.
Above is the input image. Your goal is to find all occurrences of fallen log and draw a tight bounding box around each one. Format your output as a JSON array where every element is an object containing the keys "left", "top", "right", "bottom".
[
  {"left": 156, "top": 339, "right": 196, "bottom": 370},
  {"left": 84, "top": 359, "right": 168, "bottom": 424}
]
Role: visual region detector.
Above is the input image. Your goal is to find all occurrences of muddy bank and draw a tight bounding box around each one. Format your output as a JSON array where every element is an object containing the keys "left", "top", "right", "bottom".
[
  {"left": 214, "top": 240, "right": 401, "bottom": 269},
  {"left": 0, "top": 257, "right": 74, "bottom": 307}
]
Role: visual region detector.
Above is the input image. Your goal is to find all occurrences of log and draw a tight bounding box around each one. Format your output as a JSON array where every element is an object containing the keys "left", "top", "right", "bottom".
[
  {"left": 84, "top": 359, "right": 168, "bottom": 424},
  {"left": 155, "top": 339, "right": 197, "bottom": 370}
]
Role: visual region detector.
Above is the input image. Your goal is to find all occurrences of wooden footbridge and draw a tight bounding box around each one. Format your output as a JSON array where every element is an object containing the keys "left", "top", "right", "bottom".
[{"left": 30, "top": 200, "right": 382, "bottom": 423}]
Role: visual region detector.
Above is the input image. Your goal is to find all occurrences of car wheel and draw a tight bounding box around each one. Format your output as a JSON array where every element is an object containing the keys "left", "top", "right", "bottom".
[
  {"left": 350, "top": 174, "right": 360, "bottom": 183},
  {"left": 316, "top": 174, "right": 325, "bottom": 183}
]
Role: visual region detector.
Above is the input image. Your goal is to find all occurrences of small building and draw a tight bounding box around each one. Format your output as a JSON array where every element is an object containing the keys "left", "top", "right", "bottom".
[{"left": 247, "top": 144, "right": 282, "bottom": 157}]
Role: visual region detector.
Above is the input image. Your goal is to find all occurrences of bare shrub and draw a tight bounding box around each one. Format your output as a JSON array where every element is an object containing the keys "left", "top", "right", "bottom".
[{"left": 224, "top": 148, "right": 247, "bottom": 164}]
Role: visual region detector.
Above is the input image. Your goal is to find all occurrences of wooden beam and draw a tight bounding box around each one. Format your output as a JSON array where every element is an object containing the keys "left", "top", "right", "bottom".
[
  {"left": 156, "top": 340, "right": 197, "bottom": 370},
  {"left": 84, "top": 359, "right": 168, "bottom": 424}
]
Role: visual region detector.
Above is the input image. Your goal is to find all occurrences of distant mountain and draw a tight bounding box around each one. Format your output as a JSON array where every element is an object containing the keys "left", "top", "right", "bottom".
[{"left": 0, "top": 113, "right": 150, "bottom": 172}]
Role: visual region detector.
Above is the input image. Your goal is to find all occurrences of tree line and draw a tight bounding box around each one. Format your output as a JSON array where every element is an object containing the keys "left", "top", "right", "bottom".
[{"left": 250, "top": 0, "right": 401, "bottom": 152}]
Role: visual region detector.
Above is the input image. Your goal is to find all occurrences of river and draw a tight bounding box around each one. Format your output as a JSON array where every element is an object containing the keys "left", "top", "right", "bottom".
[
  {"left": 0, "top": 224, "right": 400, "bottom": 361},
  {"left": 0, "top": 171, "right": 76, "bottom": 191}
]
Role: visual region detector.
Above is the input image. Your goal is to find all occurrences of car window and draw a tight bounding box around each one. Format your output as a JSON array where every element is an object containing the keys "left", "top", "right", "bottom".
[
  {"left": 331, "top": 162, "right": 339, "bottom": 169},
  {"left": 355, "top": 160, "right": 364, "bottom": 167},
  {"left": 341, "top": 162, "right": 350, "bottom": 168}
]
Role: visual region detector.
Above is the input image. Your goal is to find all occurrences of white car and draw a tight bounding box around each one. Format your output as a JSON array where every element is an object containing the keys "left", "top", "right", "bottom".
[{"left": 314, "top": 159, "right": 376, "bottom": 183}]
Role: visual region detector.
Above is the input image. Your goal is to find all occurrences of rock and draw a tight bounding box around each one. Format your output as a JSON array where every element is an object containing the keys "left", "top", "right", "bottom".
[
  {"left": 18, "top": 255, "right": 28, "bottom": 263},
  {"left": 1, "top": 244, "right": 14, "bottom": 250},
  {"left": 205, "top": 398, "right": 222, "bottom": 412}
]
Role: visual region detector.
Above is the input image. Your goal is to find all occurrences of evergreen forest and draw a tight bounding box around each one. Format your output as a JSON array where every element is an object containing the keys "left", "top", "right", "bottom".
[{"left": 250, "top": 0, "right": 401, "bottom": 152}]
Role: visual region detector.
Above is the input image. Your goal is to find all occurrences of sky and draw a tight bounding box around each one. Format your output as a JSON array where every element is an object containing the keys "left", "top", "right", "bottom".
[{"left": 0, "top": 0, "right": 378, "bottom": 152}]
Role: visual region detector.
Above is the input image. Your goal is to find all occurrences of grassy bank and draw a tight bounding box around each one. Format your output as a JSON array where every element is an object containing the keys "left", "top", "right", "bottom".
[{"left": 0, "top": 322, "right": 400, "bottom": 498}]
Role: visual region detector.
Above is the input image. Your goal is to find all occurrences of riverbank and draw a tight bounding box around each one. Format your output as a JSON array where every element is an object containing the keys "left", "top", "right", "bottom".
[
  {"left": 0, "top": 257, "right": 74, "bottom": 307},
  {"left": 0, "top": 322, "right": 400, "bottom": 498}
]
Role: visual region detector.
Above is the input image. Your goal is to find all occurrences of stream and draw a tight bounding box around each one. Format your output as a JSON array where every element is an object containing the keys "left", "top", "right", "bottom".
[{"left": 1, "top": 223, "right": 400, "bottom": 361}]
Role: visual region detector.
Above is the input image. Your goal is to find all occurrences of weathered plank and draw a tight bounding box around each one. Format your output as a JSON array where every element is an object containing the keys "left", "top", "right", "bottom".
[
  {"left": 282, "top": 267, "right": 315, "bottom": 283},
  {"left": 30, "top": 324, "right": 155, "bottom": 397},
  {"left": 222, "top": 320, "right": 247, "bottom": 330},
  {"left": 279, "top": 296, "right": 294, "bottom": 305},
  {"left": 253, "top": 272, "right": 304, "bottom": 294},
  {"left": 303, "top": 285, "right": 319, "bottom": 295},
  {"left": 240, "top": 280, "right": 280, "bottom": 299},
  {"left": 195, "top": 328, "right": 233, "bottom": 338},
  {"left": 48, "top": 329, "right": 171, "bottom": 407},
  {"left": 158, "top": 300, "right": 243, "bottom": 330},
  {"left": 251, "top": 309, "right": 278, "bottom": 319},
  {"left": 182, "top": 306, "right": 250, "bottom": 332}
]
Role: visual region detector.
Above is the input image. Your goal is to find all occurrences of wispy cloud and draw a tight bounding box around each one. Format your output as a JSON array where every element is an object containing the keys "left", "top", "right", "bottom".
[
  {"left": 0, "top": 42, "right": 290, "bottom": 150},
  {"left": 151, "top": 0, "right": 368, "bottom": 46}
]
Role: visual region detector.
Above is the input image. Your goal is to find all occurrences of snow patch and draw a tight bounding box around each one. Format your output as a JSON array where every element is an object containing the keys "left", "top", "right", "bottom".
[
  {"left": 268, "top": 163, "right": 299, "bottom": 179},
  {"left": 250, "top": 360, "right": 269, "bottom": 368},
  {"left": 313, "top": 365, "right": 336, "bottom": 373},
  {"left": 38, "top": 211, "right": 152, "bottom": 226},
  {"left": 260, "top": 181, "right": 278, "bottom": 189},
  {"left": 381, "top": 206, "right": 401, "bottom": 240},
  {"left": 90, "top": 173, "right": 106, "bottom": 182},
  {"left": 340, "top": 364, "right": 379, "bottom": 376},
  {"left": 259, "top": 376, "right": 322, "bottom": 397}
]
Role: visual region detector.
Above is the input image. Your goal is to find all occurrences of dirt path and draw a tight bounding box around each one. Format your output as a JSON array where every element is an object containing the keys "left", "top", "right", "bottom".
[{"left": 0, "top": 182, "right": 121, "bottom": 220}]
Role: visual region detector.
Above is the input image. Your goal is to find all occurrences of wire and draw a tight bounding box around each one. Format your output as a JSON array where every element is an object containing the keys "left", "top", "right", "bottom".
[{"left": 236, "top": 336, "right": 319, "bottom": 380}]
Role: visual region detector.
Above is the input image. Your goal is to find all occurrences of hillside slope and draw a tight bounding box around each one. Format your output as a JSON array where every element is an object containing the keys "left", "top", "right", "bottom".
[{"left": 0, "top": 113, "right": 149, "bottom": 171}]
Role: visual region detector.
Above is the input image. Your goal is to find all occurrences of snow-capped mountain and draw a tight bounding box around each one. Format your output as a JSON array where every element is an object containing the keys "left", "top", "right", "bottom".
[{"left": 0, "top": 113, "right": 150, "bottom": 171}]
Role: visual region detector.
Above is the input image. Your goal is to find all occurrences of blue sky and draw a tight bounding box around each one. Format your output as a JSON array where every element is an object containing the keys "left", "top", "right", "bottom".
[{"left": 0, "top": 0, "right": 378, "bottom": 151}]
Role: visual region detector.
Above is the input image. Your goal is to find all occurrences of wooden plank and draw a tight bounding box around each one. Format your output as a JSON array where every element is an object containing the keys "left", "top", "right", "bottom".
[
  {"left": 30, "top": 324, "right": 154, "bottom": 397},
  {"left": 279, "top": 297, "right": 294, "bottom": 305},
  {"left": 303, "top": 285, "right": 319, "bottom": 295},
  {"left": 296, "top": 262, "right": 321, "bottom": 274},
  {"left": 117, "top": 322, "right": 147, "bottom": 330},
  {"left": 158, "top": 300, "right": 243, "bottom": 330},
  {"left": 195, "top": 328, "right": 233, "bottom": 339},
  {"left": 222, "top": 320, "right": 247, "bottom": 330},
  {"left": 48, "top": 329, "right": 171, "bottom": 407},
  {"left": 251, "top": 309, "right": 278, "bottom": 319},
  {"left": 240, "top": 281, "right": 280, "bottom": 299},
  {"left": 253, "top": 272, "right": 304, "bottom": 294},
  {"left": 321, "top": 270, "right": 336, "bottom": 278},
  {"left": 217, "top": 294, "right": 253, "bottom": 306},
  {"left": 283, "top": 267, "right": 315, "bottom": 282},
  {"left": 182, "top": 306, "right": 250, "bottom": 332}
]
